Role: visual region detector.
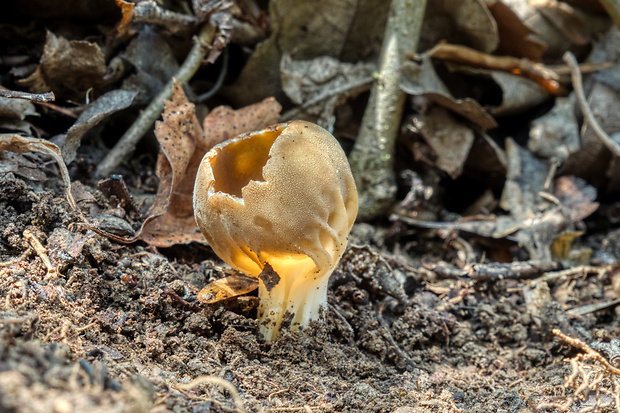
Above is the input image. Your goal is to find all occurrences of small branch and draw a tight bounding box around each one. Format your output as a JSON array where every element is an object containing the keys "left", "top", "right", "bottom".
[
  {"left": 423, "top": 260, "right": 562, "bottom": 281},
  {"left": 24, "top": 228, "right": 56, "bottom": 279},
  {"left": 348, "top": 0, "right": 427, "bottom": 219},
  {"left": 95, "top": 24, "right": 217, "bottom": 177},
  {"left": 172, "top": 376, "right": 246, "bottom": 413},
  {"left": 0, "top": 89, "right": 55, "bottom": 103},
  {"left": 563, "top": 51, "right": 620, "bottom": 157},
  {"left": 553, "top": 329, "right": 620, "bottom": 376}
]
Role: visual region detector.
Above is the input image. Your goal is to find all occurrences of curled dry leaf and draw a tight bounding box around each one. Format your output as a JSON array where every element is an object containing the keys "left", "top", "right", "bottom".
[
  {"left": 401, "top": 57, "right": 497, "bottom": 130},
  {"left": 487, "top": 0, "right": 547, "bottom": 61},
  {"left": 63, "top": 89, "right": 137, "bottom": 163},
  {"left": 280, "top": 54, "right": 374, "bottom": 126},
  {"left": 18, "top": 31, "right": 107, "bottom": 100},
  {"left": 197, "top": 273, "right": 258, "bottom": 304},
  {"left": 421, "top": 0, "right": 498, "bottom": 53}
]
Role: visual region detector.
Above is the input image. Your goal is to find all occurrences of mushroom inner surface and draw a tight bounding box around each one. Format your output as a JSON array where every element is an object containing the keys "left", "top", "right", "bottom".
[{"left": 210, "top": 129, "right": 281, "bottom": 198}]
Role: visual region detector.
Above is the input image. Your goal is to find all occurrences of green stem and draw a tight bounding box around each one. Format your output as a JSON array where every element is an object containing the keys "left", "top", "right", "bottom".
[{"left": 348, "top": 0, "right": 427, "bottom": 219}]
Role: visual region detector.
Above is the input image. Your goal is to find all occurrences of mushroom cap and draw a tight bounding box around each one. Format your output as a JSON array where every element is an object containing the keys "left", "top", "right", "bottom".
[{"left": 193, "top": 120, "right": 358, "bottom": 277}]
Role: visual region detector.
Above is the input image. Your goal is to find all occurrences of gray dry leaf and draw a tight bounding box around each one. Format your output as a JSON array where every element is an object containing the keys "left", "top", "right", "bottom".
[
  {"left": 401, "top": 58, "right": 497, "bottom": 130},
  {"left": 412, "top": 106, "right": 475, "bottom": 179},
  {"left": 0, "top": 97, "right": 36, "bottom": 120},
  {"left": 420, "top": 0, "right": 498, "bottom": 52},
  {"left": 488, "top": 71, "right": 548, "bottom": 116},
  {"left": 528, "top": 95, "right": 579, "bottom": 162},
  {"left": 280, "top": 54, "right": 374, "bottom": 126},
  {"left": 120, "top": 27, "right": 180, "bottom": 105},
  {"left": 501, "top": 139, "right": 568, "bottom": 261},
  {"left": 18, "top": 31, "right": 106, "bottom": 100},
  {"left": 63, "top": 90, "right": 138, "bottom": 164},
  {"left": 561, "top": 82, "right": 620, "bottom": 192},
  {"left": 225, "top": 0, "right": 390, "bottom": 106}
]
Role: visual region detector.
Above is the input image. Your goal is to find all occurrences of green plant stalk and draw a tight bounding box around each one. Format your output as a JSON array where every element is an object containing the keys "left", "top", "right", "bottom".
[
  {"left": 95, "top": 24, "right": 216, "bottom": 177},
  {"left": 348, "top": 0, "right": 427, "bottom": 220}
]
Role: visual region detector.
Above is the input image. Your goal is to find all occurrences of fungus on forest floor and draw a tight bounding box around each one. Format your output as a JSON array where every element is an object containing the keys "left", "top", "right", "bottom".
[{"left": 193, "top": 120, "right": 358, "bottom": 341}]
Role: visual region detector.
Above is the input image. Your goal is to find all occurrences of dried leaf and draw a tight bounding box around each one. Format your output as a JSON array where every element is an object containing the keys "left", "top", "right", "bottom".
[
  {"left": 553, "top": 176, "right": 599, "bottom": 223},
  {"left": 136, "top": 81, "right": 207, "bottom": 247},
  {"left": 401, "top": 58, "right": 497, "bottom": 130},
  {"left": 19, "top": 31, "right": 107, "bottom": 100},
  {"left": 226, "top": 0, "right": 390, "bottom": 106},
  {"left": 536, "top": 1, "right": 588, "bottom": 46},
  {"left": 202, "top": 97, "right": 281, "bottom": 150},
  {"left": 121, "top": 27, "right": 179, "bottom": 105},
  {"left": 0, "top": 97, "right": 37, "bottom": 120},
  {"left": 487, "top": 0, "right": 547, "bottom": 61},
  {"left": 488, "top": 71, "right": 548, "bottom": 116},
  {"left": 561, "top": 83, "right": 620, "bottom": 191},
  {"left": 63, "top": 89, "right": 137, "bottom": 163},
  {"left": 280, "top": 54, "right": 374, "bottom": 126},
  {"left": 197, "top": 274, "right": 259, "bottom": 304},
  {"left": 421, "top": 0, "right": 498, "bottom": 52},
  {"left": 115, "top": 0, "right": 135, "bottom": 36},
  {"left": 413, "top": 106, "right": 475, "bottom": 179},
  {"left": 501, "top": 139, "right": 568, "bottom": 260},
  {"left": 528, "top": 96, "right": 579, "bottom": 162}
]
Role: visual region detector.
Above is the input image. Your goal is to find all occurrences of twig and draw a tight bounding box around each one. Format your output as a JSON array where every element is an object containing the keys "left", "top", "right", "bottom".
[
  {"left": 553, "top": 329, "right": 620, "bottom": 376},
  {"left": 567, "top": 298, "right": 620, "bottom": 316},
  {"left": 172, "top": 376, "right": 246, "bottom": 413},
  {"left": 0, "top": 89, "right": 55, "bottom": 103},
  {"left": 348, "top": 0, "right": 427, "bottom": 219},
  {"left": 95, "top": 24, "right": 216, "bottom": 177},
  {"left": 541, "top": 265, "right": 614, "bottom": 284},
  {"left": 0, "top": 247, "right": 32, "bottom": 267},
  {"left": 598, "top": 0, "right": 620, "bottom": 30},
  {"left": 423, "top": 260, "right": 562, "bottom": 281},
  {"left": 563, "top": 51, "right": 620, "bottom": 157},
  {"left": 23, "top": 229, "right": 56, "bottom": 278}
]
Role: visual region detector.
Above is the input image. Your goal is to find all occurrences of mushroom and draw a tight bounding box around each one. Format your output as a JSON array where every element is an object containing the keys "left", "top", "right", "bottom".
[{"left": 193, "top": 120, "right": 358, "bottom": 341}]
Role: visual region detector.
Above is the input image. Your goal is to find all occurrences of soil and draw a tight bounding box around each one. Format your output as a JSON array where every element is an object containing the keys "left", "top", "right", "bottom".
[{"left": 2, "top": 168, "right": 617, "bottom": 413}]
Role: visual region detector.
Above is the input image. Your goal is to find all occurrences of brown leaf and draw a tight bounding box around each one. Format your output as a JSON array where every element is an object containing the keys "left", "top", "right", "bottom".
[
  {"left": 197, "top": 274, "right": 258, "bottom": 304},
  {"left": 202, "top": 97, "right": 281, "bottom": 150},
  {"left": 19, "top": 31, "right": 107, "bottom": 101},
  {"left": 488, "top": 1, "right": 547, "bottom": 61},
  {"left": 413, "top": 106, "right": 475, "bottom": 179},
  {"left": 135, "top": 81, "right": 206, "bottom": 247},
  {"left": 114, "top": 0, "right": 135, "bottom": 37},
  {"left": 553, "top": 176, "right": 599, "bottom": 223}
]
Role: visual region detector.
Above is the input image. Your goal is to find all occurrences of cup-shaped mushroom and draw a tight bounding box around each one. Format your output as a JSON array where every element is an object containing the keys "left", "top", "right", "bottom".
[{"left": 193, "top": 120, "right": 358, "bottom": 341}]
